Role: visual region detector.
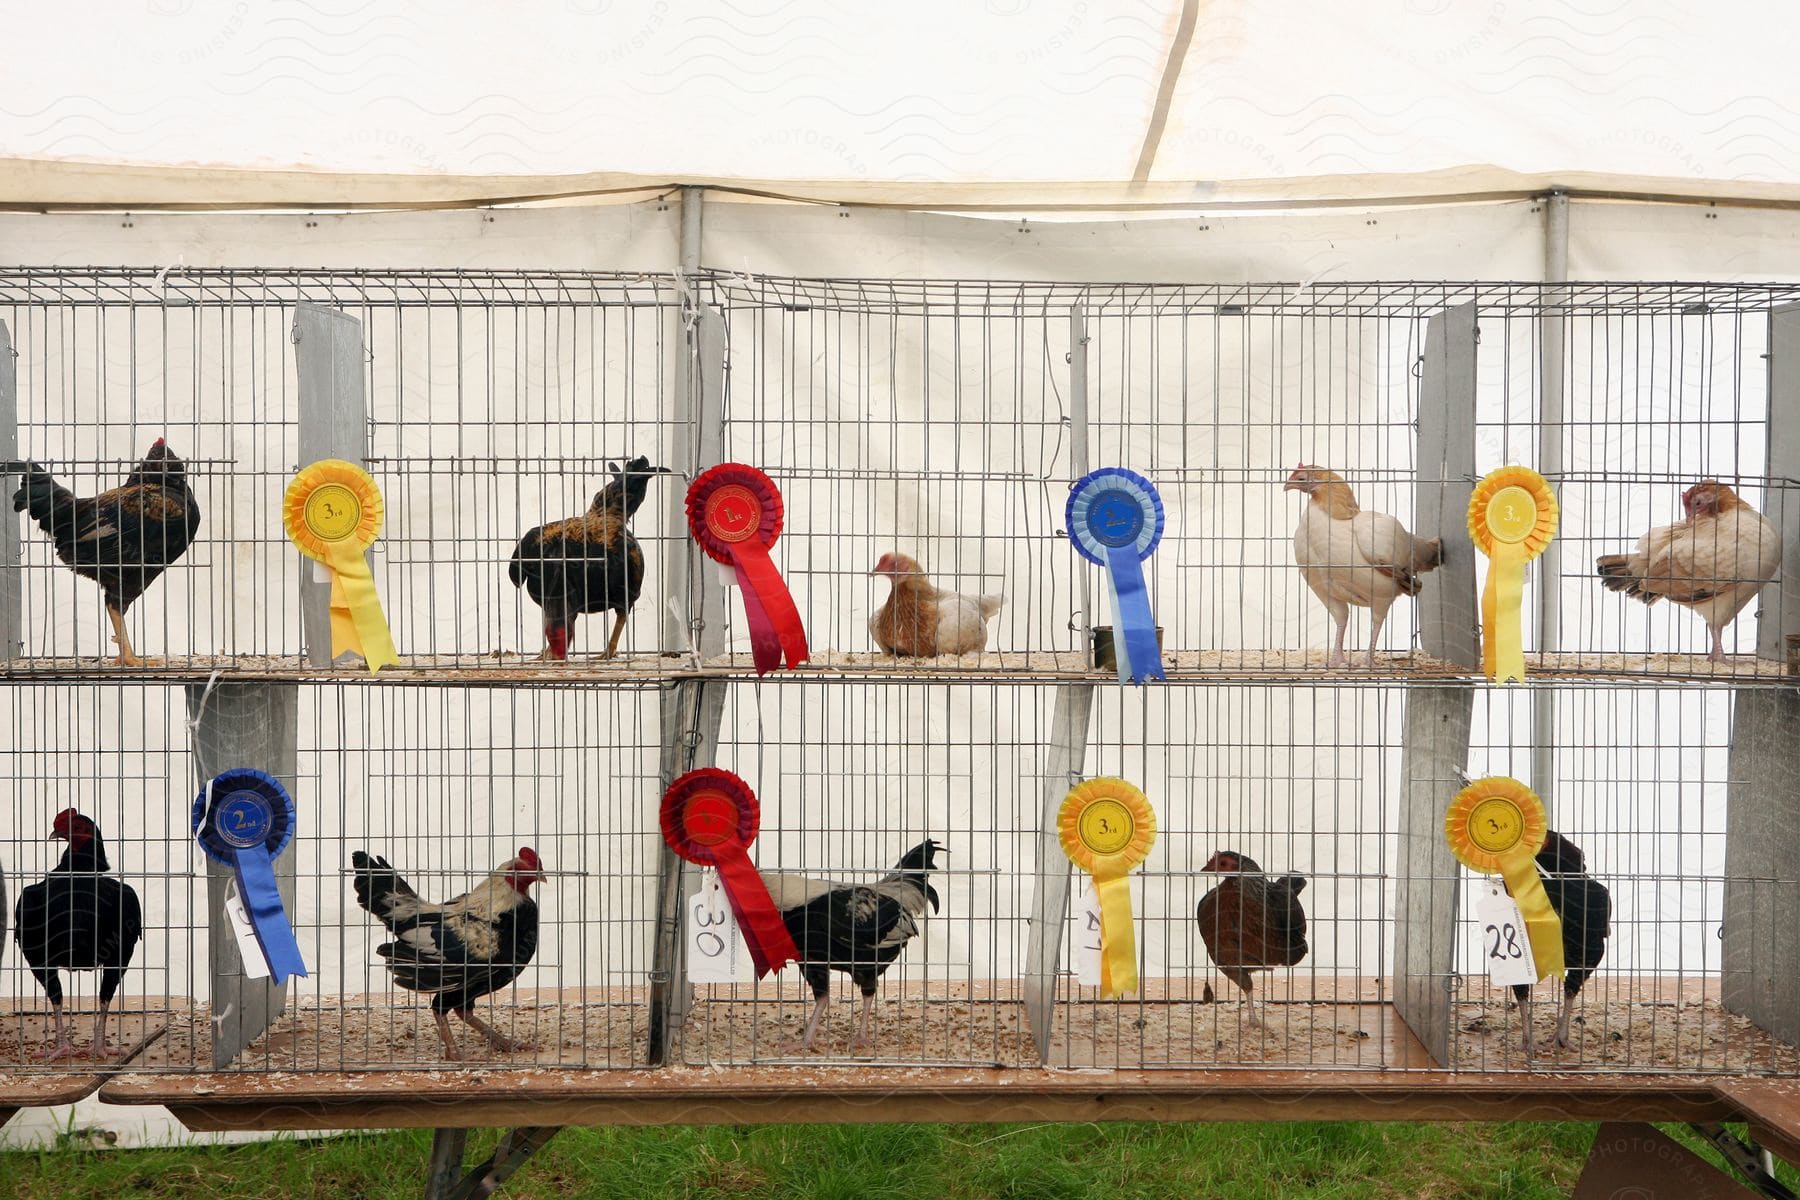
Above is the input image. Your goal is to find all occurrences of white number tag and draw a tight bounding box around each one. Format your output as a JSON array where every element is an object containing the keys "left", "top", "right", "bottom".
[
  {"left": 687, "top": 869, "right": 749, "bottom": 984},
  {"left": 1475, "top": 879, "right": 1537, "bottom": 987},
  {"left": 224, "top": 878, "right": 271, "bottom": 981},
  {"left": 1074, "top": 880, "right": 1103, "bottom": 987}
]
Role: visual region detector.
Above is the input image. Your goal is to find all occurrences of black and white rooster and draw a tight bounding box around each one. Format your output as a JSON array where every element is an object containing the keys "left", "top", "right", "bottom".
[
  {"left": 13, "top": 809, "right": 143, "bottom": 1059},
  {"left": 350, "top": 847, "right": 545, "bottom": 1060},
  {"left": 760, "top": 839, "right": 945, "bottom": 1052}
]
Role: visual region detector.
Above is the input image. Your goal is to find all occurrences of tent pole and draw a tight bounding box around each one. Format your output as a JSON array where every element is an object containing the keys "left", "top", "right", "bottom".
[{"left": 1533, "top": 189, "right": 1569, "bottom": 816}]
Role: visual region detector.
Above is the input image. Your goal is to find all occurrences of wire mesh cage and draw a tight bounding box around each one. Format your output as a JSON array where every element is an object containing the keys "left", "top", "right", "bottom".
[
  {"left": 3, "top": 680, "right": 662, "bottom": 1080},
  {"left": 0, "top": 271, "right": 1796, "bottom": 1122},
  {"left": 0, "top": 270, "right": 684, "bottom": 674}
]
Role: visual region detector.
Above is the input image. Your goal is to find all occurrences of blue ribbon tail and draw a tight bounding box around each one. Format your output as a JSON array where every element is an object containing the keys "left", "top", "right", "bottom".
[
  {"left": 1104, "top": 546, "right": 1165, "bottom": 684},
  {"left": 233, "top": 846, "right": 308, "bottom": 984}
]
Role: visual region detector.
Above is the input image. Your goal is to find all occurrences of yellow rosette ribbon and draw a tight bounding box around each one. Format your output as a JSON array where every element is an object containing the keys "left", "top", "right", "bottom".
[
  {"left": 1445, "top": 776, "right": 1564, "bottom": 983},
  {"left": 1059, "top": 777, "right": 1156, "bottom": 998},
  {"left": 1467, "top": 467, "right": 1558, "bottom": 683},
  {"left": 283, "top": 460, "right": 399, "bottom": 673}
]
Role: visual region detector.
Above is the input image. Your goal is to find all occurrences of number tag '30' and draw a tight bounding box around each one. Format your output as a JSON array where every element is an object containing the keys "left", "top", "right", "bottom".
[
  {"left": 1475, "top": 879, "right": 1538, "bottom": 987},
  {"left": 687, "top": 869, "right": 750, "bottom": 984}
]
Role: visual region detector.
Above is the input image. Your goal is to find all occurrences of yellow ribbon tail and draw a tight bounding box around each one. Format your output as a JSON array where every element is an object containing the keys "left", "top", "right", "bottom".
[
  {"left": 1500, "top": 859, "right": 1565, "bottom": 983},
  {"left": 1094, "top": 872, "right": 1138, "bottom": 999},
  {"left": 1485, "top": 540, "right": 1528, "bottom": 683},
  {"left": 325, "top": 542, "right": 399, "bottom": 673}
]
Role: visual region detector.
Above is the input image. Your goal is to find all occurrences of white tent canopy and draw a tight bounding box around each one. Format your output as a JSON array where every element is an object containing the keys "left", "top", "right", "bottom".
[{"left": 4, "top": 0, "right": 1799, "bottom": 210}]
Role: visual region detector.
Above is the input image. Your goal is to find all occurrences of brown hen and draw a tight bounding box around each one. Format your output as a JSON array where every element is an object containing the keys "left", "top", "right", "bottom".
[{"left": 1195, "top": 850, "right": 1308, "bottom": 1024}]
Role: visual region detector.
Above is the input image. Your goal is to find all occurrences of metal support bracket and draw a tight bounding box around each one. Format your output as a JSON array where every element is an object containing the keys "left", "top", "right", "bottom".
[
  {"left": 423, "top": 1126, "right": 563, "bottom": 1200},
  {"left": 292, "top": 302, "right": 371, "bottom": 667},
  {"left": 0, "top": 318, "right": 19, "bottom": 662},
  {"left": 1394, "top": 301, "right": 1479, "bottom": 1067},
  {"left": 647, "top": 677, "right": 727, "bottom": 1065},
  {"left": 187, "top": 679, "right": 301, "bottom": 1067}
]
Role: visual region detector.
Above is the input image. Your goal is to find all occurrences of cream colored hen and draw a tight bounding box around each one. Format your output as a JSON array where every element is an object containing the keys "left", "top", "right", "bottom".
[
  {"left": 1285, "top": 465, "right": 1444, "bottom": 667},
  {"left": 1595, "top": 480, "right": 1781, "bottom": 661}
]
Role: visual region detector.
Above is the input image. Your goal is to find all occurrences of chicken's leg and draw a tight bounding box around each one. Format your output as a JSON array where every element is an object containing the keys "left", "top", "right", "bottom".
[
  {"left": 432, "top": 1011, "right": 462, "bottom": 1059},
  {"left": 789, "top": 994, "right": 829, "bottom": 1054},
  {"left": 91, "top": 1001, "right": 122, "bottom": 1060},
  {"left": 1551, "top": 992, "right": 1575, "bottom": 1049},
  {"left": 106, "top": 605, "right": 147, "bottom": 667},
  {"left": 36, "top": 1001, "right": 78, "bottom": 1062},
  {"left": 1709, "top": 625, "right": 1727, "bottom": 662},
  {"left": 850, "top": 991, "right": 877, "bottom": 1051},
  {"left": 602, "top": 610, "right": 628, "bottom": 660},
  {"left": 1517, "top": 991, "right": 1534, "bottom": 1057},
  {"left": 1366, "top": 609, "right": 1388, "bottom": 669},
  {"left": 456, "top": 1006, "right": 532, "bottom": 1054},
  {"left": 1328, "top": 615, "right": 1349, "bottom": 668}
]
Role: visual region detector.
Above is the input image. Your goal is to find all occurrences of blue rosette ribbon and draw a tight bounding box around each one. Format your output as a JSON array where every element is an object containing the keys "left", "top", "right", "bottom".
[
  {"left": 1067, "top": 468, "right": 1167, "bottom": 684},
  {"left": 192, "top": 768, "right": 308, "bottom": 984}
]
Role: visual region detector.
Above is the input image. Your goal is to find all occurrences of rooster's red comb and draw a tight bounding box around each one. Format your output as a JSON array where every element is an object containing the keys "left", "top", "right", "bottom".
[{"left": 515, "top": 847, "right": 542, "bottom": 871}]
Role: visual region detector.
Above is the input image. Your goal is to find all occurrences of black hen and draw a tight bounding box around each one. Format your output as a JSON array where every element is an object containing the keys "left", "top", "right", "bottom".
[
  {"left": 350, "top": 848, "right": 544, "bottom": 1059},
  {"left": 508, "top": 456, "right": 667, "bottom": 660},
  {"left": 1512, "top": 829, "right": 1611, "bottom": 1051},
  {"left": 13, "top": 810, "right": 143, "bottom": 1060},
  {"left": 9, "top": 439, "right": 200, "bottom": 665},
  {"left": 760, "top": 839, "right": 945, "bottom": 1052}
]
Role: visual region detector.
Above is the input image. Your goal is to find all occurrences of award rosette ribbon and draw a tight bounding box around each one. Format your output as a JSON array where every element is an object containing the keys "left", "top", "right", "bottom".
[
  {"left": 1467, "top": 466, "right": 1557, "bottom": 683},
  {"left": 1059, "top": 777, "right": 1157, "bottom": 998},
  {"left": 283, "top": 459, "right": 399, "bottom": 673},
  {"left": 192, "top": 768, "right": 308, "bottom": 984},
  {"left": 1445, "top": 776, "right": 1565, "bottom": 983},
  {"left": 686, "top": 463, "right": 809, "bottom": 675},
  {"left": 1067, "top": 468, "right": 1167, "bottom": 684},
  {"left": 660, "top": 767, "right": 800, "bottom": 978}
]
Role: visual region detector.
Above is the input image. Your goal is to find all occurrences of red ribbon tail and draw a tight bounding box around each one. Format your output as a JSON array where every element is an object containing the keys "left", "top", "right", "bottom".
[
  {"left": 713, "top": 845, "right": 799, "bottom": 978},
  {"left": 730, "top": 541, "right": 810, "bottom": 670},
  {"left": 733, "top": 562, "right": 784, "bottom": 675}
]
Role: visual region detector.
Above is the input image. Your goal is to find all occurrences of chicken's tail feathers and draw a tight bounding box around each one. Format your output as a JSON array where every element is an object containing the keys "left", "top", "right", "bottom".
[
  {"left": 349, "top": 851, "right": 413, "bottom": 920},
  {"left": 1595, "top": 554, "right": 1659, "bottom": 603},
  {"left": 1417, "top": 537, "right": 1445, "bottom": 572},
  {"left": 10, "top": 461, "right": 73, "bottom": 527},
  {"left": 1275, "top": 874, "right": 1307, "bottom": 896},
  {"left": 978, "top": 593, "right": 1004, "bottom": 619}
]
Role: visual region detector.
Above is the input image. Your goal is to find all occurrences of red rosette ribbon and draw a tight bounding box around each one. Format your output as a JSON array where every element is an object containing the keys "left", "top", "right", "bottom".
[
  {"left": 686, "top": 463, "right": 810, "bottom": 674},
  {"left": 660, "top": 767, "right": 800, "bottom": 978}
]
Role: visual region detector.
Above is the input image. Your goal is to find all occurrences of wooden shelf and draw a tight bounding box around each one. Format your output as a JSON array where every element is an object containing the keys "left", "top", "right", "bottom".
[
  {"left": 3, "top": 650, "right": 1793, "bottom": 687},
  {"left": 0, "top": 1004, "right": 171, "bottom": 1110}
]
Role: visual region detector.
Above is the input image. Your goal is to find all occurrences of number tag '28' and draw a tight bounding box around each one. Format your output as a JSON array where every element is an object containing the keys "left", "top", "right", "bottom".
[{"left": 1475, "top": 879, "right": 1538, "bottom": 987}]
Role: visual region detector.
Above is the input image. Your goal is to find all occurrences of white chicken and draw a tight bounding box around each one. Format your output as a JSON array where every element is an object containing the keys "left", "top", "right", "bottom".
[
  {"left": 1285, "top": 465, "right": 1444, "bottom": 667},
  {"left": 1596, "top": 480, "right": 1782, "bottom": 661},
  {"left": 868, "top": 553, "right": 1003, "bottom": 657}
]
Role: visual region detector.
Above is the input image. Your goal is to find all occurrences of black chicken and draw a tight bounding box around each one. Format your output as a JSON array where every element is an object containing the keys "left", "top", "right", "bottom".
[
  {"left": 13, "top": 810, "right": 143, "bottom": 1060},
  {"left": 760, "top": 839, "right": 945, "bottom": 1052},
  {"left": 350, "top": 848, "right": 545, "bottom": 1059},
  {"left": 1195, "top": 850, "right": 1308, "bottom": 1025},
  {"left": 508, "top": 456, "right": 667, "bottom": 660},
  {"left": 1513, "top": 829, "right": 1611, "bottom": 1051},
  {"left": 9, "top": 439, "right": 200, "bottom": 666}
]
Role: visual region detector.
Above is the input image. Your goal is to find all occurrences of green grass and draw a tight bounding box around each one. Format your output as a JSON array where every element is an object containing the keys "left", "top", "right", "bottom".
[{"left": 8, "top": 1121, "right": 1796, "bottom": 1199}]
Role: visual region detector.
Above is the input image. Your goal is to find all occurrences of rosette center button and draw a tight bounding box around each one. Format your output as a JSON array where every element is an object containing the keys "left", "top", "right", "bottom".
[
  {"left": 682, "top": 792, "right": 740, "bottom": 847},
  {"left": 1087, "top": 490, "right": 1145, "bottom": 547},
  {"left": 705, "top": 485, "right": 762, "bottom": 543}
]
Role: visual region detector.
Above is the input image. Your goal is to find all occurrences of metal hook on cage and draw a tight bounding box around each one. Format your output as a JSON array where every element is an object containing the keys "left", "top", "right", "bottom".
[{"left": 1066, "top": 609, "right": 1086, "bottom": 634}]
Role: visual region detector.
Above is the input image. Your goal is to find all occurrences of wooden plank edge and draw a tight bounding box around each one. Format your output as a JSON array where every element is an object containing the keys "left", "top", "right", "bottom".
[
  {"left": 1715, "top": 1079, "right": 1800, "bottom": 1167},
  {"left": 101, "top": 1072, "right": 1739, "bottom": 1133}
]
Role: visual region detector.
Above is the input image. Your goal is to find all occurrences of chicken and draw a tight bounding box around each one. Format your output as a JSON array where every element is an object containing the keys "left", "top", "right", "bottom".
[
  {"left": 1285, "top": 465, "right": 1443, "bottom": 668},
  {"left": 1596, "top": 480, "right": 1782, "bottom": 661},
  {"left": 13, "top": 810, "right": 143, "bottom": 1060},
  {"left": 350, "top": 847, "right": 545, "bottom": 1059},
  {"left": 1195, "top": 850, "right": 1307, "bottom": 1024},
  {"left": 508, "top": 456, "right": 667, "bottom": 660},
  {"left": 868, "top": 554, "right": 1002, "bottom": 657},
  {"left": 760, "top": 839, "right": 945, "bottom": 1052},
  {"left": 9, "top": 439, "right": 200, "bottom": 665},
  {"left": 1511, "top": 830, "right": 1610, "bottom": 1053}
]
